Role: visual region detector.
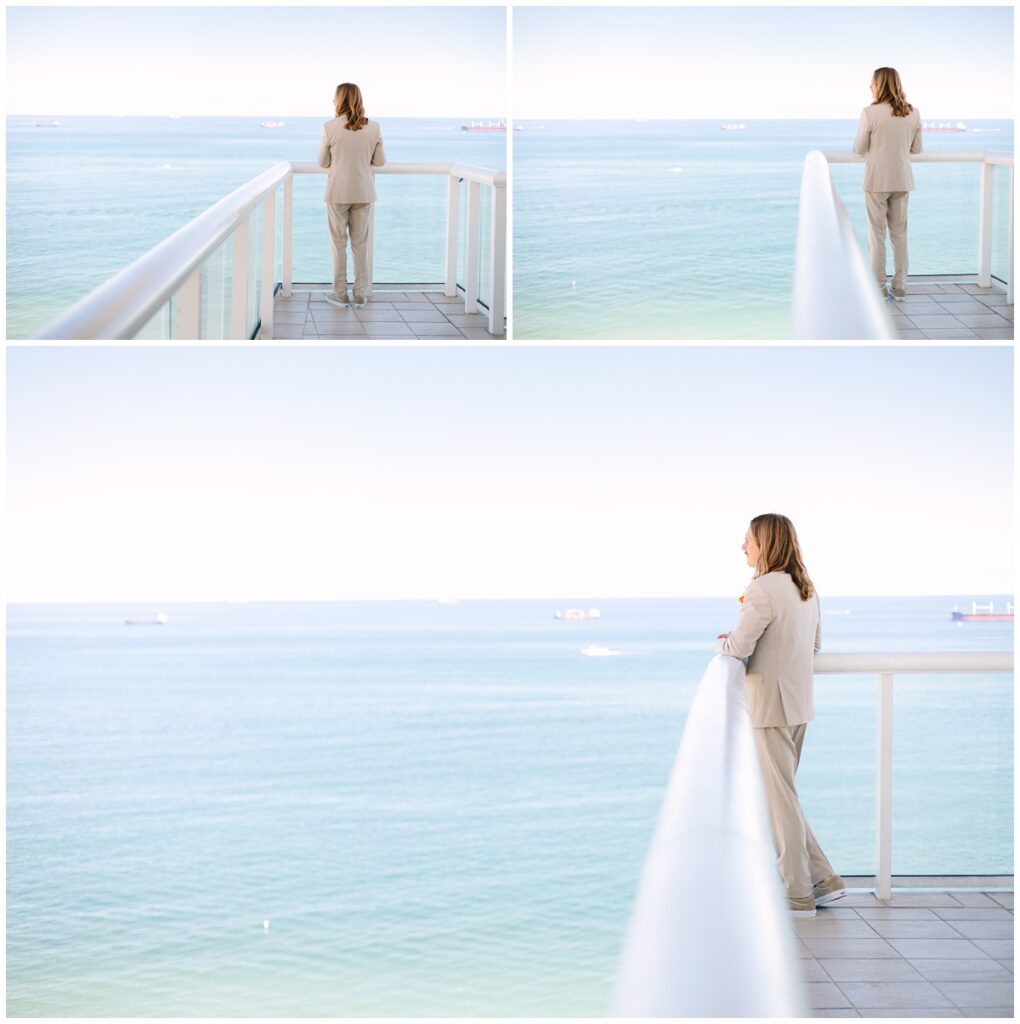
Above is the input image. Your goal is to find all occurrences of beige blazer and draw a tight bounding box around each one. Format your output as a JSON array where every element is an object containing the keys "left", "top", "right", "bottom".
[
  {"left": 715, "top": 571, "right": 821, "bottom": 728},
  {"left": 853, "top": 102, "right": 923, "bottom": 192},
  {"left": 317, "top": 117, "right": 386, "bottom": 204}
]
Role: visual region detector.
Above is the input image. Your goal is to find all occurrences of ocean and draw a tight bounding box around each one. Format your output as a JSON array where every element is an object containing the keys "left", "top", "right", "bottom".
[
  {"left": 5, "top": 116, "right": 507, "bottom": 340},
  {"left": 512, "top": 119, "right": 1014, "bottom": 339},
  {"left": 7, "top": 597, "right": 1013, "bottom": 1016}
]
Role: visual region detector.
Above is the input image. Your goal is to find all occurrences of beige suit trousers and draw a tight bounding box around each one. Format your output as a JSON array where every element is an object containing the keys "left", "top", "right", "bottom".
[
  {"left": 865, "top": 191, "right": 909, "bottom": 292},
  {"left": 326, "top": 202, "right": 371, "bottom": 295},
  {"left": 754, "top": 723, "right": 836, "bottom": 899}
]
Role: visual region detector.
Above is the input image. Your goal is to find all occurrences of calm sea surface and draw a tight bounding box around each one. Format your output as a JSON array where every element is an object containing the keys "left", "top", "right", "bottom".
[
  {"left": 513, "top": 119, "right": 1014, "bottom": 339},
  {"left": 6, "top": 116, "right": 506, "bottom": 339},
  {"left": 7, "top": 597, "right": 1013, "bottom": 1016}
]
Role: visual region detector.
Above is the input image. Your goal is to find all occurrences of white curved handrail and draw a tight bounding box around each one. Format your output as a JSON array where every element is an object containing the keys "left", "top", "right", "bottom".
[
  {"left": 823, "top": 151, "right": 1014, "bottom": 166},
  {"left": 611, "top": 655, "right": 807, "bottom": 1018},
  {"left": 33, "top": 159, "right": 506, "bottom": 340},
  {"left": 793, "top": 149, "right": 897, "bottom": 340},
  {"left": 290, "top": 160, "right": 506, "bottom": 187},
  {"left": 34, "top": 161, "right": 293, "bottom": 340},
  {"left": 815, "top": 651, "right": 1013, "bottom": 674}
]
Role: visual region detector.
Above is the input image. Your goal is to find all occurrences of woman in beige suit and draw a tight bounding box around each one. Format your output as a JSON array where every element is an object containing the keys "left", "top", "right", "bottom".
[
  {"left": 317, "top": 82, "right": 387, "bottom": 308},
  {"left": 853, "top": 67, "right": 923, "bottom": 298},
  {"left": 716, "top": 514, "right": 845, "bottom": 917}
]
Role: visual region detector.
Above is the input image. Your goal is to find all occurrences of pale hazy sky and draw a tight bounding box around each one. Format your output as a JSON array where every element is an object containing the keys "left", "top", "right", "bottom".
[
  {"left": 514, "top": 6, "right": 1014, "bottom": 119},
  {"left": 6, "top": 347, "right": 1013, "bottom": 603},
  {"left": 6, "top": 6, "right": 506, "bottom": 116}
]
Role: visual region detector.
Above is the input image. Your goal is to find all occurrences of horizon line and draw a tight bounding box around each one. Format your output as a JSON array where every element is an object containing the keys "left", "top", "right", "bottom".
[
  {"left": 8, "top": 593, "right": 1014, "bottom": 606},
  {"left": 7, "top": 113, "right": 1012, "bottom": 121}
]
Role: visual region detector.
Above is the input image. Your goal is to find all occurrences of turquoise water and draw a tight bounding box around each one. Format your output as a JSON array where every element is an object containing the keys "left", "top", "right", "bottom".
[
  {"left": 6, "top": 116, "right": 506, "bottom": 339},
  {"left": 7, "top": 597, "right": 1012, "bottom": 1016},
  {"left": 513, "top": 119, "right": 1014, "bottom": 339}
]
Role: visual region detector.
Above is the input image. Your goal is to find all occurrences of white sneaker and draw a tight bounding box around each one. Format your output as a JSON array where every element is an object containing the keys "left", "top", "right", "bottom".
[
  {"left": 353, "top": 291, "right": 368, "bottom": 308},
  {"left": 813, "top": 875, "right": 848, "bottom": 907},
  {"left": 324, "top": 291, "right": 349, "bottom": 307}
]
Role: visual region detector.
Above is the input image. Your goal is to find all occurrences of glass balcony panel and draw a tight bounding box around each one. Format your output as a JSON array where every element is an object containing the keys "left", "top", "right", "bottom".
[
  {"left": 801, "top": 672, "right": 1013, "bottom": 876},
  {"left": 990, "top": 163, "right": 1011, "bottom": 286},
  {"left": 243, "top": 206, "right": 261, "bottom": 338},
  {"left": 199, "top": 239, "right": 230, "bottom": 340},
  {"left": 136, "top": 299, "right": 173, "bottom": 340},
  {"left": 477, "top": 184, "right": 493, "bottom": 309},
  {"left": 829, "top": 162, "right": 980, "bottom": 278}
]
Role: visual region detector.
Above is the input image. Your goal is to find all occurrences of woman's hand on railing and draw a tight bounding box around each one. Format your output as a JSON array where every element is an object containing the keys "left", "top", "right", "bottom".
[{"left": 716, "top": 632, "right": 730, "bottom": 640}]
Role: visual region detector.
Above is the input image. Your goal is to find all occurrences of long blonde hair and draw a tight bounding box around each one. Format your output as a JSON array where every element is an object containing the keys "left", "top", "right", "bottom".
[
  {"left": 871, "top": 67, "right": 913, "bottom": 118},
  {"left": 750, "top": 513, "right": 815, "bottom": 601},
  {"left": 333, "top": 82, "right": 368, "bottom": 130}
]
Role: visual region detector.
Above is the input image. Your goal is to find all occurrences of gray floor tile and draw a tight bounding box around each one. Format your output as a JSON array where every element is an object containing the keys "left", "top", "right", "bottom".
[
  {"left": 935, "top": 908, "right": 1013, "bottom": 922},
  {"left": 920, "top": 328, "right": 980, "bottom": 339},
  {"left": 833, "top": 895, "right": 885, "bottom": 908},
  {"left": 809, "top": 982, "right": 854, "bottom": 1008},
  {"left": 947, "top": 920, "right": 1014, "bottom": 940},
  {"left": 813, "top": 1010, "right": 860, "bottom": 1018},
  {"left": 818, "top": 908, "right": 867, "bottom": 920},
  {"left": 869, "top": 920, "right": 965, "bottom": 940},
  {"left": 271, "top": 326, "right": 309, "bottom": 340},
  {"left": 886, "top": 894, "right": 973, "bottom": 908},
  {"left": 446, "top": 314, "right": 490, "bottom": 329},
  {"left": 806, "top": 938, "right": 900, "bottom": 959},
  {"left": 908, "top": 283, "right": 955, "bottom": 294},
  {"left": 954, "top": 313, "right": 1012, "bottom": 327},
  {"left": 932, "top": 982, "right": 1014, "bottom": 1008},
  {"left": 795, "top": 938, "right": 813, "bottom": 958},
  {"left": 398, "top": 308, "right": 449, "bottom": 323},
  {"left": 979, "top": 293, "right": 1011, "bottom": 306},
  {"left": 959, "top": 1009, "right": 1012, "bottom": 1017},
  {"left": 888, "top": 939, "right": 991, "bottom": 960},
  {"left": 891, "top": 315, "right": 916, "bottom": 327},
  {"left": 802, "top": 959, "right": 832, "bottom": 981},
  {"left": 972, "top": 939, "right": 1013, "bottom": 959},
  {"left": 972, "top": 328, "right": 1014, "bottom": 340},
  {"left": 797, "top": 919, "right": 881, "bottom": 939},
  {"left": 822, "top": 959, "right": 926, "bottom": 982},
  {"left": 408, "top": 323, "right": 464, "bottom": 337},
  {"left": 989, "top": 894, "right": 1014, "bottom": 910},
  {"left": 857, "top": 908, "right": 940, "bottom": 920},
  {"left": 910, "top": 959, "right": 1013, "bottom": 982},
  {"left": 856, "top": 1010, "right": 961, "bottom": 1018},
  {"left": 459, "top": 328, "right": 498, "bottom": 339},
  {"left": 840, "top": 981, "right": 953, "bottom": 1008},
  {"left": 935, "top": 283, "right": 968, "bottom": 293},
  {"left": 354, "top": 309, "right": 405, "bottom": 322},
  {"left": 897, "top": 329, "right": 927, "bottom": 339},
  {"left": 934, "top": 301, "right": 994, "bottom": 315},
  {"left": 909, "top": 314, "right": 966, "bottom": 328}
]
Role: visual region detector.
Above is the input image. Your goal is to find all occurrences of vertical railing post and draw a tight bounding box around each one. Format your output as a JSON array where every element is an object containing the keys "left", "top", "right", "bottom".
[
  {"left": 174, "top": 267, "right": 202, "bottom": 339},
  {"left": 445, "top": 173, "right": 460, "bottom": 298},
  {"left": 1007, "top": 164, "right": 1014, "bottom": 305},
  {"left": 260, "top": 190, "right": 276, "bottom": 340},
  {"left": 465, "top": 179, "right": 481, "bottom": 313},
  {"left": 366, "top": 203, "right": 375, "bottom": 299},
  {"left": 978, "top": 160, "right": 994, "bottom": 287},
  {"left": 282, "top": 174, "right": 294, "bottom": 299},
  {"left": 487, "top": 179, "right": 507, "bottom": 337},
  {"left": 230, "top": 215, "right": 250, "bottom": 339},
  {"left": 875, "top": 673, "right": 894, "bottom": 900}
]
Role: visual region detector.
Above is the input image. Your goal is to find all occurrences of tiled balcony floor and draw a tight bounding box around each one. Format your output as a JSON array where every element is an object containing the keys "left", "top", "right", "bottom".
[
  {"left": 888, "top": 280, "right": 1013, "bottom": 340},
  {"left": 799, "top": 889, "right": 1014, "bottom": 1018},
  {"left": 267, "top": 286, "right": 501, "bottom": 341}
]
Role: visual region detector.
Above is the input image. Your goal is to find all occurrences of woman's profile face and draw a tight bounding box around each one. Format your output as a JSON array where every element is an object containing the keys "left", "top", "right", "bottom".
[{"left": 742, "top": 526, "right": 760, "bottom": 568}]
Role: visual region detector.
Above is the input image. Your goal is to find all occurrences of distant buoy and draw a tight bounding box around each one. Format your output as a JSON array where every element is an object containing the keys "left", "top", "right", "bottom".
[
  {"left": 263, "top": 919, "right": 270, "bottom": 930},
  {"left": 571, "top": 280, "right": 576, "bottom": 290}
]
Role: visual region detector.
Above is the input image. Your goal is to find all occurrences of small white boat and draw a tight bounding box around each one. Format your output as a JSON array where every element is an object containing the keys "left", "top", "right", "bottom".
[
  {"left": 125, "top": 612, "right": 168, "bottom": 626},
  {"left": 260, "top": 121, "right": 285, "bottom": 129},
  {"left": 555, "top": 608, "right": 602, "bottom": 620},
  {"left": 582, "top": 644, "right": 622, "bottom": 657},
  {"left": 721, "top": 123, "right": 745, "bottom": 131},
  {"left": 35, "top": 120, "right": 60, "bottom": 127}
]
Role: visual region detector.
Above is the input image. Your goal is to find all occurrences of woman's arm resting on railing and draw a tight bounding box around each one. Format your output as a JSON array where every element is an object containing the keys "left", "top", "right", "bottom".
[
  {"left": 910, "top": 116, "right": 923, "bottom": 154},
  {"left": 852, "top": 110, "right": 871, "bottom": 156},
  {"left": 714, "top": 581, "right": 774, "bottom": 659},
  {"left": 372, "top": 135, "right": 387, "bottom": 167},
  {"left": 317, "top": 127, "right": 331, "bottom": 169}
]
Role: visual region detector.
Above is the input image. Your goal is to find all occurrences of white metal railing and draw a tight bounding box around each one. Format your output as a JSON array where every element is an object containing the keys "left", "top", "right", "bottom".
[
  {"left": 794, "top": 151, "right": 1014, "bottom": 339},
  {"left": 813, "top": 650, "right": 1013, "bottom": 900},
  {"left": 612, "top": 655, "right": 807, "bottom": 1018},
  {"left": 33, "top": 161, "right": 507, "bottom": 340},
  {"left": 612, "top": 649, "right": 1013, "bottom": 1016}
]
